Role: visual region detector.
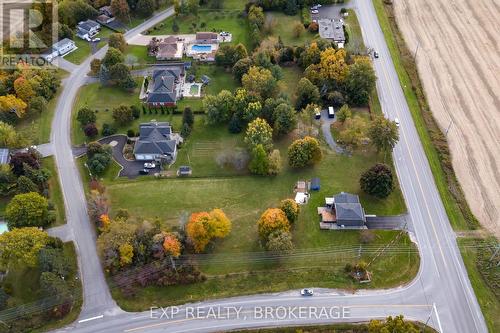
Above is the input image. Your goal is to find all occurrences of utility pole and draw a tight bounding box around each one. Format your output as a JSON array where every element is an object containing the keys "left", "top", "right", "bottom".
[
  {"left": 413, "top": 40, "right": 420, "bottom": 60},
  {"left": 445, "top": 119, "right": 453, "bottom": 136}
]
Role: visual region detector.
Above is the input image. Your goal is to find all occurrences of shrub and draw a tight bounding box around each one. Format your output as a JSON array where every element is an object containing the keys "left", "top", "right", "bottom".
[
  {"left": 84, "top": 123, "right": 98, "bottom": 138},
  {"left": 280, "top": 199, "right": 300, "bottom": 223}
]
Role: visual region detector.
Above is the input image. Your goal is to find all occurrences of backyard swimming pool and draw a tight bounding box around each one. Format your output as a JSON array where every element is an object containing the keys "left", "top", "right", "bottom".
[
  {"left": 0, "top": 222, "right": 8, "bottom": 234},
  {"left": 191, "top": 44, "right": 212, "bottom": 53}
]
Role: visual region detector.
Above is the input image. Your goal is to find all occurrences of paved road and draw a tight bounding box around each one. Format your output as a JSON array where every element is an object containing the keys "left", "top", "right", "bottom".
[
  {"left": 48, "top": 2, "right": 488, "bottom": 332},
  {"left": 49, "top": 7, "right": 175, "bottom": 320}
]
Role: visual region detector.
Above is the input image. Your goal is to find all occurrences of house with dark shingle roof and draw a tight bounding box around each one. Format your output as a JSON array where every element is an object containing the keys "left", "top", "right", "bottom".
[
  {"left": 144, "top": 65, "right": 184, "bottom": 107},
  {"left": 77, "top": 20, "right": 100, "bottom": 40},
  {"left": 318, "top": 192, "right": 366, "bottom": 229},
  {"left": 133, "top": 122, "right": 179, "bottom": 163}
]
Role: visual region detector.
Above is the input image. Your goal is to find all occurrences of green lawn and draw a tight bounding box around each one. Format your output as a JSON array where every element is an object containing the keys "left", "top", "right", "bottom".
[
  {"left": 372, "top": 0, "right": 475, "bottom": 230},
  {"left": 149, "top": 10, "right": 251, "bottom": 49},
  {"left": 279, "top": 66, "right": 303, "bottom": 102},
  {"left": 124, "top": 45, "right": 156, "bottom": 68},
  {"left": 15, "top": 69, "right": 68, "bottom": 144},
  {"left": 458, "top": 238, "right": 500, "bottom": 332},
  {"left": 72, "top": 78, "right": 143, "bottom": 145},
  {"left": 345, "top": 9, "right": 366, "bottom": 53},
  {"left": 42, "top": 157, "right": 66, "bottom": 226},
  {"left": 103, "top": 111, "right": 413, "bottom": 310},
  {"left": 65, "top": 27, "right": 115, "bottom": 64},
  {"left": 72, "top": 65, "right": 236, "bottom": 144},
  {"left": 2, "top": 242, "right": 82, "bottom": 332},
  {"left": 265, "top": 12, "right": 316, "bottom": 47}
]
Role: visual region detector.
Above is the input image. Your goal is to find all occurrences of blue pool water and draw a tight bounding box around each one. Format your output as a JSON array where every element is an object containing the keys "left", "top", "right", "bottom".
[
  {"left": 192, "top": 44, "right": 212, "bottom": 52},
  {"left": 0, "top": 222, "right": 8, "bottom": 234}
]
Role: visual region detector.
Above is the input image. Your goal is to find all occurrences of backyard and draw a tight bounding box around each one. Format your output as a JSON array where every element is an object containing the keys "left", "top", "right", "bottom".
[
  {"left": 264, "top": 12, "right": 317, "bottom": 47},
  {"left": 72, "top": 64, "right": 236, "bottom": 144}
]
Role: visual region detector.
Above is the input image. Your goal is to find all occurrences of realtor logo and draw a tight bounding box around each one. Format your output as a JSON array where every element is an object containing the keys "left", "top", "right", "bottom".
[{"left": 0, "top": 0, "right": 57, "bottom": 67}]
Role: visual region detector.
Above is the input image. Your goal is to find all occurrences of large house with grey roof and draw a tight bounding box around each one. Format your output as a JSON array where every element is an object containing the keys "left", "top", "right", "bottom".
[
  {"left": 318, "top": 18, "right": 346, "bottom": 48},
  {"left": 318, "top": 192, "right": 366, "bottom": 229},
  {"left": 133, "top": 122, "right": 180, "bottom": 163},
  {"left": 144, "top": 65, "right": 184, "bottom": 107}
]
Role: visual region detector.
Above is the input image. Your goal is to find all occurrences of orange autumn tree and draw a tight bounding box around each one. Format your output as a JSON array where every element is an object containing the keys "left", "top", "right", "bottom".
[
  {"left": 163, "top": 232, "right": 181, "bottom": 258},
  {"left": 257, "top": 208, "right": 290, "bottom": 241},
  {"left": 186, "top": 209, "right": 232, "bottom": 253}
]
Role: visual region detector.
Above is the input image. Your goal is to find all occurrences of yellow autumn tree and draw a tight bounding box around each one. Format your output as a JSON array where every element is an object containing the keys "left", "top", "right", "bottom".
[
  {"left": 305, "top": 47, "right": 348, "bottom": 86},
  {"left": 119, "top": 243, "right": 134, "bottom": 266},
  {"left": 14, "top": 76, "right": 35, "bottom": 103},
  {"left": 0, "top": 94, "right": 27, "bottom": 118},
  {"left": 257, "top": 208, "right": 290, "bottom": 241},
  {"left": 186, "top": 209, "right": 232, "bottom": 253}
]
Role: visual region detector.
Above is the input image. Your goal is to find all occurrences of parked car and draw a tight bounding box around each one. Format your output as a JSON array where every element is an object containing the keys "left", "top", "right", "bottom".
[
  {"left": 139, "top": 169, "right": 149, "bottom": 175},
  {"left": 373, "top": 51, "right": 379, "bottom": 58},
  {"left": 328, "top": 106, "right": 335, "bottom": 118},
  {"left": 311, "top": 9, "right": 319, "bottom": 14},
  {"left": 394, "top": 117, "right": 400, "bottom": 127},
  {"left": 91, "top": 37, "right": 101, "bottom": 42},
  {"left": 300, "top": 288, "right": 314, "bottom": 296},
  {"left": 315, "top": 110, "right": 321, "bottom": 120},
  {"left": 144, "top": 162, "right": 156, "bottom": 169},
  {"left": 311, "top": 5, "right": 318, "bottom": 10}
]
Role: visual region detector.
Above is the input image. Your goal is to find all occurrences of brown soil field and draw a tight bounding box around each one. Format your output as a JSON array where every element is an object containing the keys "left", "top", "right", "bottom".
[{"left": 393, "top": 0, "right": 500, "bottom": 237}]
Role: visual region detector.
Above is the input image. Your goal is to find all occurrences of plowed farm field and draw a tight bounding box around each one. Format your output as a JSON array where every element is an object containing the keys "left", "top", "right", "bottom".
[{"left": 393, "top": 0, "right": 500, "bottom": 237}]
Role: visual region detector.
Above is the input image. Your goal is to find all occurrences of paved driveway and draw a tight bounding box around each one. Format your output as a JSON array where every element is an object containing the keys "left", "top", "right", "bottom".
[
  {"left": 98, "top": 135, "right": 158, "bottom": 178},
  {"left": 317, "top": 109, "right": 347, "bottom": 154},
  {"left": 365, "top": 214, "right": 410, "bottom": 230}
]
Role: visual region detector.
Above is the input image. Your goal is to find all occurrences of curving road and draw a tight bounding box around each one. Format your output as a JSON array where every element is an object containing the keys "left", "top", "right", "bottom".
[
  {"left": 50, "top": 7, "right": 175, "bottom": 319},
  {"left": 50, "top": 1, "right": 487, "bottom": 332}
]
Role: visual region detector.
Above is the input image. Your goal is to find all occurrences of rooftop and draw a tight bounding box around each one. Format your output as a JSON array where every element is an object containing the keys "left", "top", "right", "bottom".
[{"left": 318, "top": 19, "right": 346, "bottom": 42}]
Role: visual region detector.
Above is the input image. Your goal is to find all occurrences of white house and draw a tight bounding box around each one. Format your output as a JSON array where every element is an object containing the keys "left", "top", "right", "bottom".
[
  {"left": 77, "top": 20, "right": 101, "bottom": 40},
  {"left": 54, "top": 38, "right": 76, "bottom": 55}
]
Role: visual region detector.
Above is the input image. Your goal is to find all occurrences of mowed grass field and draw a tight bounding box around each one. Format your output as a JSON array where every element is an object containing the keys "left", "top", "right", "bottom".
[{"left": 105, "top": 113, "right": 414, "bottom": 310}]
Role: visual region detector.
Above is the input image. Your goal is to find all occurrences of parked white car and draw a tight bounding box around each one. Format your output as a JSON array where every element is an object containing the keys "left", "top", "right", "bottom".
[
  {"left": 394, "top": 117, "right": 400, "bottom": 127},
  {"left": 311, "top": 9, "right": 319, "bottom": 14},
  {"left": 144, "top": 162, "right": 156, "bottom": 169}
]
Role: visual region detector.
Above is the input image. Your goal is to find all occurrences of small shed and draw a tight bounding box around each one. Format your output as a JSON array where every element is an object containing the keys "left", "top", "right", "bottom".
[
  {"left": 295, "top": 192, "right": 310, "bottom": 205},
  {"left": 311, "top": 177, "right": 320, "bottom": 191},
  {"left": 177, "top": 165, "right": 192, "bottom": 176}
]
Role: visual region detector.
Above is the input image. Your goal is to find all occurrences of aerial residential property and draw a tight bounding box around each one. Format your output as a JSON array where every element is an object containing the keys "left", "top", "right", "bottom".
[{"left": 1, "top": 1, "right": 497, "bottom": 333}]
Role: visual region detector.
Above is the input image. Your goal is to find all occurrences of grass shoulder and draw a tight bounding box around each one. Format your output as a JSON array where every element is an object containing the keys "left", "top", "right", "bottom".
[{"left": 458, "top": 238, "right": 500, "bottom": 332}]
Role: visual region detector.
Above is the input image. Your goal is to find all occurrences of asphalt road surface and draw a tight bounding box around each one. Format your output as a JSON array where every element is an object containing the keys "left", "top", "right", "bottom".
[{"left": 48, "top": 2, "right": 488, "bottom": 332}]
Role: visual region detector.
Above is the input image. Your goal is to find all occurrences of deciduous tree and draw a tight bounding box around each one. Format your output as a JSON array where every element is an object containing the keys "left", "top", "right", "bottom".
[
  {"left": 112, "top": 105, "right": 134, "bottom": 125},
  {"left": 108, "top": 33, "right": 126, "bottom": 52},
  {"left": 287, "top": 136, "right": 322, "bottom": 168},
  {"left": 344, "top": 57, "right": 376, "bottom": 106},
  {"left": 360, "top": 163, "right": 394, "bottom": 198},
  {"left": 257, "top": 208, "right": 290, "bottom": 241},
  {"left": 368, "top": 116, "right": 399, "bottom": 152},
  {"left": 249, "top": 144, "right": 269, "bottom": 175},
  {"left": 273, "top": 103, "right": 297, "bottom": 136},
  {"left": 242, "top": 66, "right": 277, "bottom": 100},
  {"left": 0, "top": 227, "right": 49, "bottom": 268},
  {"left": 280, "top": 199, "right": 300, "bottom": 223},
  {"left": 266, "top": 230, "right": 294, "bottom": 253},
  {"left": 244, "top": 118, "right": 273, "bottom": 152},
  {"left": 77, "top": 107, "right": 96, "bottom": 126},
  {"left": 0, "top": 94, "right": 27, "bottom": 118},
  {"left": 295, "top": 77, "right": 320, "bottom": 111},
  {"left": 5, "top": 192, "right": 49, "bottom": 229}
]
